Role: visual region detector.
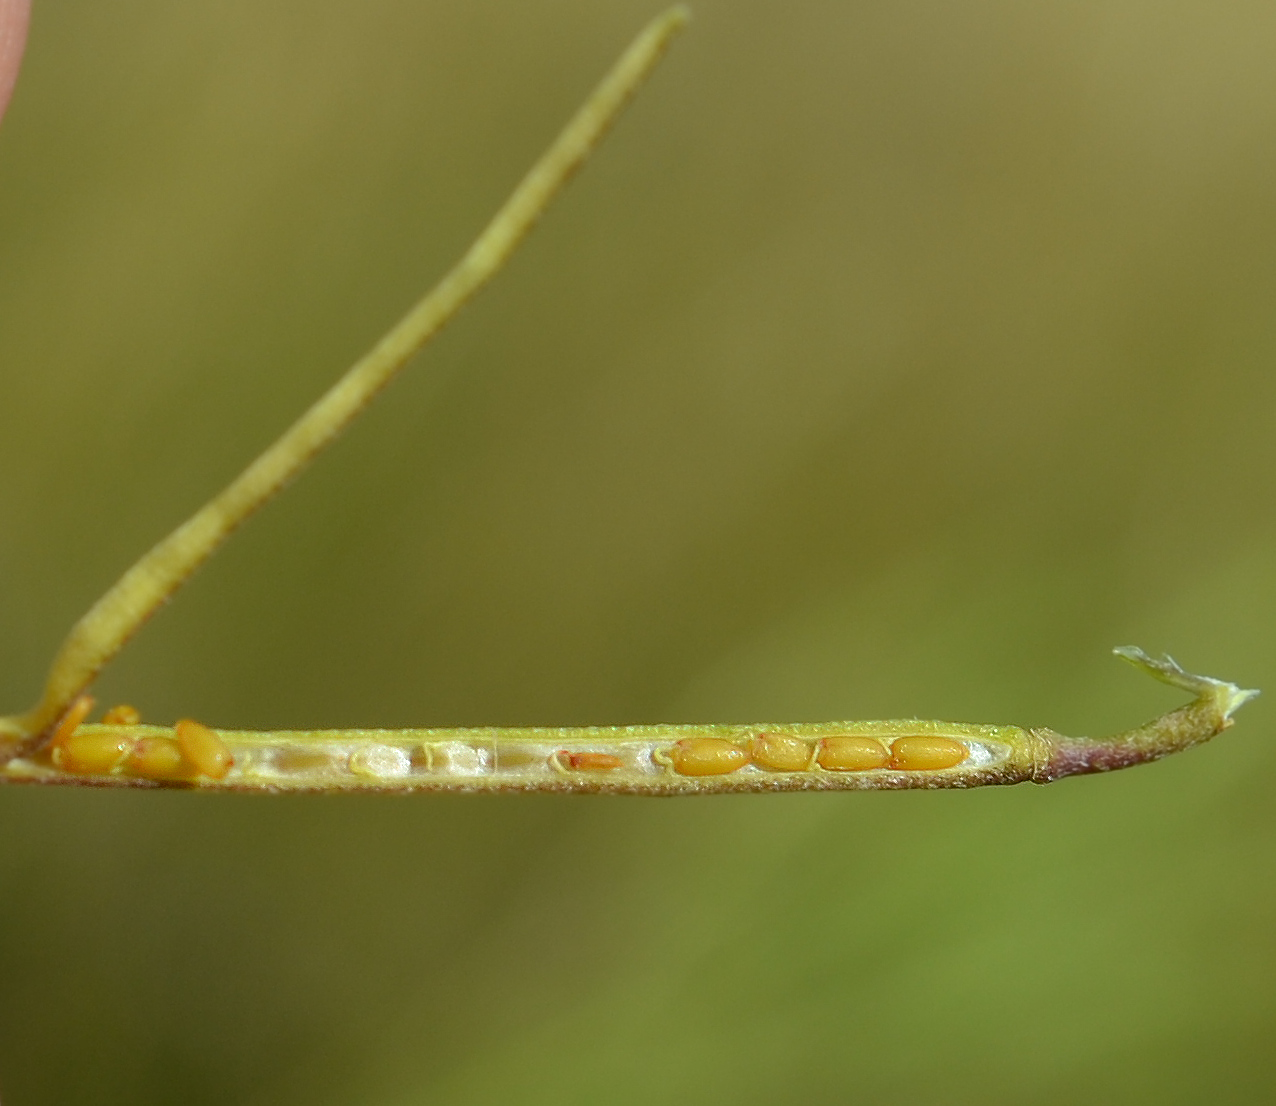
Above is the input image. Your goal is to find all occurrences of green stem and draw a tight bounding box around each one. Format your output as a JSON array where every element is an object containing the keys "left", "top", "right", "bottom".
[{"left": 0, "top": 7, "right": 690, "bottom": 747}]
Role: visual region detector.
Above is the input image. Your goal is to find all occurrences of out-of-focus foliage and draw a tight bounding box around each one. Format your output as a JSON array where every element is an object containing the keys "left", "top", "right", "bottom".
[{"left": 0, "top": 2, "right": 1273, "bottom": 1102}]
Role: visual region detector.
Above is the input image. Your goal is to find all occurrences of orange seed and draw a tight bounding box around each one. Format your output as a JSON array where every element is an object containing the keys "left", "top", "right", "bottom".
[
  {"left": 750, "top": 733, "right": 813, "bottom": 772},
  {"left": 101, "top": 704, "right": 141, "bottom": 726},
  {"left": 669, "top": 737, "right": 749, "bottom": 776},
  {"left": 816, "top": 736, "right": 890, "bottom": 771},
  {"left": 52, "top": 733, "right": 135, "bottom": 775},
  {"left": 175, "top": 719, "right": 234, "bottom": 780},
  {"left": 563, "top": 751, "right": 623, "bottom": 771},
  {"left": 125, "top": 736, "right": 190, "bottom": 780},
  {"left": 889, "top": 736, "right": 968, "bottom": 771}
]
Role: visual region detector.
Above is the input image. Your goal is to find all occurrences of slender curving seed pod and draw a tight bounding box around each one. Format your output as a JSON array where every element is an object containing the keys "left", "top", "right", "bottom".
[{"left": 0, "top": 649, "right": 1257, "bottom": 794}]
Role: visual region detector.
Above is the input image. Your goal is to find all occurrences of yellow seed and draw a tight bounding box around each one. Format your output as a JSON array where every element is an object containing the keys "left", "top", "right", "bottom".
[
  {"left": 52, "top": 733, "right": 135, "bottom": 775},
  {"left": 669, "top": 738, "right": 749, "bottom": 776},
  {"left": 816, "top": 736, "right": 890, "bottom": 771},
  {"left": 125, "top": 736, "right": 191, "bottom": 780},
  {"left": 101, "top": 704, "right": 141, "bottom": 726},
  {"left": 889, "top": 736, "right": 968, "bottom": 771},
  {"left": 48, "top": 694, "right": 95, "bottom": 750},
  {"left": 174, "top": 719, "right": 234, "bottom": 780},
  {"left": 750, "top": 733, "right": 813, "bottom": 772}
]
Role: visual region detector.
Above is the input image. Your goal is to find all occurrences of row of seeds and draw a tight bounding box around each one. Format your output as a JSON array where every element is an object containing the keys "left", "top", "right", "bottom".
[
  {"left": 655, "top": 734, "right": 970, "bottom": 777},
  {"left": 550, "top": 733, "right": 971, "bottom": 777},
  {"left": 47, "top": 699, "right": 969, "bottom": 785},
  {"left": 47, "top": 698, "right": 235, "bottom": 781}
]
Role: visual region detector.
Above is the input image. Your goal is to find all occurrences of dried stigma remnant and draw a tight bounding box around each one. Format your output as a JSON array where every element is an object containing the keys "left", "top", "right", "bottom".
[
  {"left": 0, "top": 13, "right": 1258, "bottom": 795},
  {"left": 2, "top": 650, "right": 1258, "bottom": 793}
]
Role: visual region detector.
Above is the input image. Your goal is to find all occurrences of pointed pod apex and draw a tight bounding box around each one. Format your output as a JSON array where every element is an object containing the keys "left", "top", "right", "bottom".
[{"left": 1113, "top": 645, "right": 1259, "bottom": 720}]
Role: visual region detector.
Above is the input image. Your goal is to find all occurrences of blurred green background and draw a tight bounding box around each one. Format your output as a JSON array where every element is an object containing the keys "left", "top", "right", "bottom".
[{"left": 1, "top": 1, "right": 1274, "bottom": 1102}]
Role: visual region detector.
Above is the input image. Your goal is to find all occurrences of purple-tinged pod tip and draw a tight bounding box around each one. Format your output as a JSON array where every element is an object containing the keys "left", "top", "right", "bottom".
[{"left": 1033, "top": 647, "right": 1259, "bottom": 783}]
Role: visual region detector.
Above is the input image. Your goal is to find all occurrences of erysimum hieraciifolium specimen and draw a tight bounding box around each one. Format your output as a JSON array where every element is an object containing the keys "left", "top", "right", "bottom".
[{"left": 0, "top": 8, "right": 1258, "bottom": 793}]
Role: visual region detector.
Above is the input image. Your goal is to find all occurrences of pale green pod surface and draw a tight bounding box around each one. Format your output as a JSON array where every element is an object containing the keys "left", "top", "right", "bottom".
[{"left": 1, "top": 648, "right": 1255, "bottom": 793}]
